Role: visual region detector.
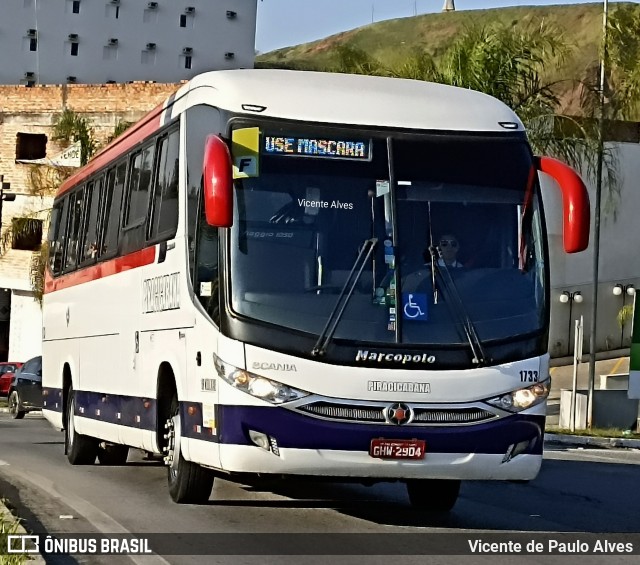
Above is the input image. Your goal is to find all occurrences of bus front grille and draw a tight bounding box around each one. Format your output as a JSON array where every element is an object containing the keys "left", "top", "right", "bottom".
[
  {"left": 413, "top": 407, "right": 495, "bottom": 424},
  {"left": 298, "top": 402, "right": 385, "bottom": 423},
  {"left": 296, "top": 402, "right": 497, "bottom": 425}
]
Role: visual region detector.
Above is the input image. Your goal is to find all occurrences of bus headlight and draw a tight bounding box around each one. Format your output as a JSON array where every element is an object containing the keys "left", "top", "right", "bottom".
[
  {"left": 485, "top": 379, "right": 551, "bottom": 413},
  {"left": 213, "top": 354, "right": 310, "bottom": 404}
]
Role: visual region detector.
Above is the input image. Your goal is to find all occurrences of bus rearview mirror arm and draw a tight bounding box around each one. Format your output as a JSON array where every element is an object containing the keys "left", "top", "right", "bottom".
[{"left": 535, "top": 156, "right": 590, "bottom": 253}]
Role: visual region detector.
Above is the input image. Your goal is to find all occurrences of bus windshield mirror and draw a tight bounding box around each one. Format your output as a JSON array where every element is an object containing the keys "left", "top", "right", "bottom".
[{"left": 311, "top": 238, "right": 378, "bottom": 357}]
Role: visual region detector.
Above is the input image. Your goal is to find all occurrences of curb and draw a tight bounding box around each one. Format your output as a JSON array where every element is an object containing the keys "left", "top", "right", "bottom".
[
  {"left": 544, "top": 432, "right": 640, "bottom": 449},
  {"left": 0, "top": 500, "right": 46, "bottom": 564}
]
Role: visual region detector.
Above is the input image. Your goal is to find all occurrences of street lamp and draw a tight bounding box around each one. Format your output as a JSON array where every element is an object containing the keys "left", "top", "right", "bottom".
[
  {"left": 613, "top": 284, "right": 635, "bottom": 348},
  {"left": 0, "top": 175, "right": 17, "bottom": 236},
  {"left": 560, "top": 291, "right": 584, "bottom": 357}
]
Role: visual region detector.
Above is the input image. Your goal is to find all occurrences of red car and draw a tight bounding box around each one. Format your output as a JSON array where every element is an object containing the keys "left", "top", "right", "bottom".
[{"left": 0, "top": 362, "right": 23, "bottom": 397}]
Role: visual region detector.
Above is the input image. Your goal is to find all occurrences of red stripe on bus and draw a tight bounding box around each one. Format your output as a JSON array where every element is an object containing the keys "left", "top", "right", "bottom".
[
  {"left": 44, "top": 246, "right": 157, "bottom": 294},
  {"left": 56, "top": 104, "right": 166, "bottom": 198}
]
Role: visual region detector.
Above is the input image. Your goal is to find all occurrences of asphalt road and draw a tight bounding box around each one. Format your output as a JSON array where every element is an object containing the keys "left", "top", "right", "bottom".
[{"left": 1, "top": 413, "right": 639, "bottom": 565}]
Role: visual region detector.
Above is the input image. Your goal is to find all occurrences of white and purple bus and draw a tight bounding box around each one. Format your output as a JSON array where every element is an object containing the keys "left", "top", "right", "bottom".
[{"left": 42, "top": 70, "right": 590, "bottom": 510}]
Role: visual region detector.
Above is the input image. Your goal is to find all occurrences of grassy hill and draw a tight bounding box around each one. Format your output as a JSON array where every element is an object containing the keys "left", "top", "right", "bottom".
[{"left": 257, "top": 2, "right": 638, "bottom": 108}]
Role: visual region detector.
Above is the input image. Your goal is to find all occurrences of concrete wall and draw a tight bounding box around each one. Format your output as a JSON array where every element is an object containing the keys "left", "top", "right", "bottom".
[
  {"left": 8, "top": 290, "right": 42, "bottom": 361},
  {"left": 1, "top": 0, "right": 257, "bottom": 85},
  {"left": 544, "top": 142, "right": 640, "bottom": 357}
]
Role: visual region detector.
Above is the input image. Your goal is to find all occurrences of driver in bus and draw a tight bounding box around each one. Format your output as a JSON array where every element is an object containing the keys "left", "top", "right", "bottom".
[
  {"left": 423, "top": 233, "right": 464, "bottom": 268},
  {"left": 402, "top": 233, "right": 463, "bottom": 294}
]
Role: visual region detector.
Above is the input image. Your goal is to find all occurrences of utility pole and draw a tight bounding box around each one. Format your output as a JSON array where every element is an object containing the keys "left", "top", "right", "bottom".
[
  {"left": 0, "top": 175, "right": 17, "bottom": 237},
  {"left": 587, "top": 0, "right": 609, "bottom": 428}
]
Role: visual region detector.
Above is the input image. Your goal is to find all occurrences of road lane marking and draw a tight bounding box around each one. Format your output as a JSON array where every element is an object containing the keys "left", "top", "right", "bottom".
[{"left": 545, "top": 449, "right": 640, "bottom": 465}]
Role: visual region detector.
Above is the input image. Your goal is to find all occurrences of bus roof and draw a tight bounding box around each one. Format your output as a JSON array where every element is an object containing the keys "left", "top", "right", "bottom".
[
  {"left": 187, "top": 69, "right": 524, "bottom": 133},
  {"left": 56, "top": 70, "right": 524, "bottom": 198}
]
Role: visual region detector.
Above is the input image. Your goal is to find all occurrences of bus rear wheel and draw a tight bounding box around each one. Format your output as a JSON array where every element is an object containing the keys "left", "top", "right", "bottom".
[
  {"left": 65, "top": 387, "right": 98, "bottom": 465},
  {"left": 406, "top": 479, "right": 461, "bottom": 512},
  {"left": 164, "top": 395, "right": 214, "bottom": 504}
]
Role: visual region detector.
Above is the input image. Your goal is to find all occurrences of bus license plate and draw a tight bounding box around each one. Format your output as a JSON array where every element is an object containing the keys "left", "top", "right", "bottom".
[{"left": 369, "top": 438, "right": 426, "bottom": 460}]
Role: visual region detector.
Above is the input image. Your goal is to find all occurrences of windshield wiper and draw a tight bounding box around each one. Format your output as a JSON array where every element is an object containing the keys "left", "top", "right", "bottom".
[
  {"left": 311, "top": 238, "right": 378, "bottom": 357},
  {"left": 427, "top": 246, "right": 488, "bottom": 366}
]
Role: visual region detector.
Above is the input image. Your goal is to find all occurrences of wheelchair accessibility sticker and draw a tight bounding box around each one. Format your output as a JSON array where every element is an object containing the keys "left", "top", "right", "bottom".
[{"left": 402, "top": 293, "right": 428, "bottom": 321}]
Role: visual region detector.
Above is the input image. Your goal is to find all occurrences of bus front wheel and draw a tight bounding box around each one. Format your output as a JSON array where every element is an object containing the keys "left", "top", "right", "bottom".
[
  {"left": 165, "top": 395, "right": 214, "bottom": 503},
  {"left": 65, "top": 387, "right": 98, "bottom": 465},
  {"left": 406, "top": 479, "right": 461, "bottom": 512}
]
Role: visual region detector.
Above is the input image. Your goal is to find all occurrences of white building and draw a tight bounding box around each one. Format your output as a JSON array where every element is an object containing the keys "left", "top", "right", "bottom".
[
  {"left": 0, "top": 194, "right": 50, "bottom": 362},
  {"left": 1, "top": 0, "right": 257, "bottom": 85}
]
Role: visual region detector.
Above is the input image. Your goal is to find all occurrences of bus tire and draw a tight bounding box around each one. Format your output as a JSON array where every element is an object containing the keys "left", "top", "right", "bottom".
[
  {"left": 165, "top": 395, "right": 214, "bottom": 504},
  {"left": 406, "top": 479, "right": 461, "bottom": 512},
  {"left": 9, "top": 390, "right": 26, "bottom": 420},
  {"left": 65, "top": 387, "right": 98, "bottom": 465},
  {"left": 97, "top": 444, "right": 129, "bottom": 466}
]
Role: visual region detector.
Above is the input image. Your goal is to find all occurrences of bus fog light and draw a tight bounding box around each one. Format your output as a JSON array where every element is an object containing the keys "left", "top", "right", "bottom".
[
  {"left": 485, "top": 378, "right": 551, "bottom": 413},
  {"left": 503, "top": 439, "right": 533, "bottom": 463},
  {"left": 249, "top": 430, "right": 270, "bottom": 450}
]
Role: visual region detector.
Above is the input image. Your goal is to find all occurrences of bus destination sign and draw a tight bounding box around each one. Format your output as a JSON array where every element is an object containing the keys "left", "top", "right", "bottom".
[{"left": 264, "top": 136, "right": 371, "bottom": 160}]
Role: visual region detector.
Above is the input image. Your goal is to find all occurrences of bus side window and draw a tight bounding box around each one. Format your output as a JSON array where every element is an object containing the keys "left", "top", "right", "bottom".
[
  {"left": 64, "top": 187, "right": 86, "bottom": 272},
  {"left": 148, "top": 128, "right": 179, "bottom": 242},
  {"left": 195, "top": 195, "right": 220, "bottom": 324},
  {"left": 121, "top": 143, "right": 154, "bottom": 255},
  {"left": 48, "top": 198, "right": 70, "bottom": 276},
  {"left": 100, "top": 161, "right": 127, "bottom": 258},
  {"left": 79, "top": 177, "right": 103, "bottom": 265}
]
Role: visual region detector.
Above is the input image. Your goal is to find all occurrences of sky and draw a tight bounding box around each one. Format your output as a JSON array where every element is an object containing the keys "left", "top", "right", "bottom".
[{"left": 255, "top": 0, "right": 620, "bottom": 53}]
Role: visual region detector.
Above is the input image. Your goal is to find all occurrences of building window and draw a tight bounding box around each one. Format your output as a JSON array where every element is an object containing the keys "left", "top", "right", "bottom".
[
  {"left": 72, "top": 0, "right": 80, "bottom": 13},
  {"left": 15, "top": 133, "right": 47, "bottom": 160},
  {"left": 179, "top": 14, "right": 187, "bottom": 27},
  {"left": 104, "top": 2, "right": 119, "bottom": 19},
  {"left": 29, "top": 38, "right": 37, "bottom": 51},
  {"left": 11, "top": 218, "right": 43, "bottom": 251},
  {"left": 71, "top": 42, "right": 79, "bottom": 56},
  {"left": 185, "top": 55, "right": 192, "bottom": 69}
]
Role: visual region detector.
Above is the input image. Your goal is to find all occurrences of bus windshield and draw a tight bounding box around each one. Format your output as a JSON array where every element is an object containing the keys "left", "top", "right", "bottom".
[{"left": 224, "top": 126, "right": 545, "bottom": 347}]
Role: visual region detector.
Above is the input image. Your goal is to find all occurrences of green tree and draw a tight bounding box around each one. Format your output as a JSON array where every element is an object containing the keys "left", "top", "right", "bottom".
[
  {"left": 51, "top": 109, "right": 98, "bottom": 166},
  {"left": 607, "top": 3, "right": 640, "bottom": 120},
  {"left": 106, "top": 120, "right": 134, "bottom": 144}
]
